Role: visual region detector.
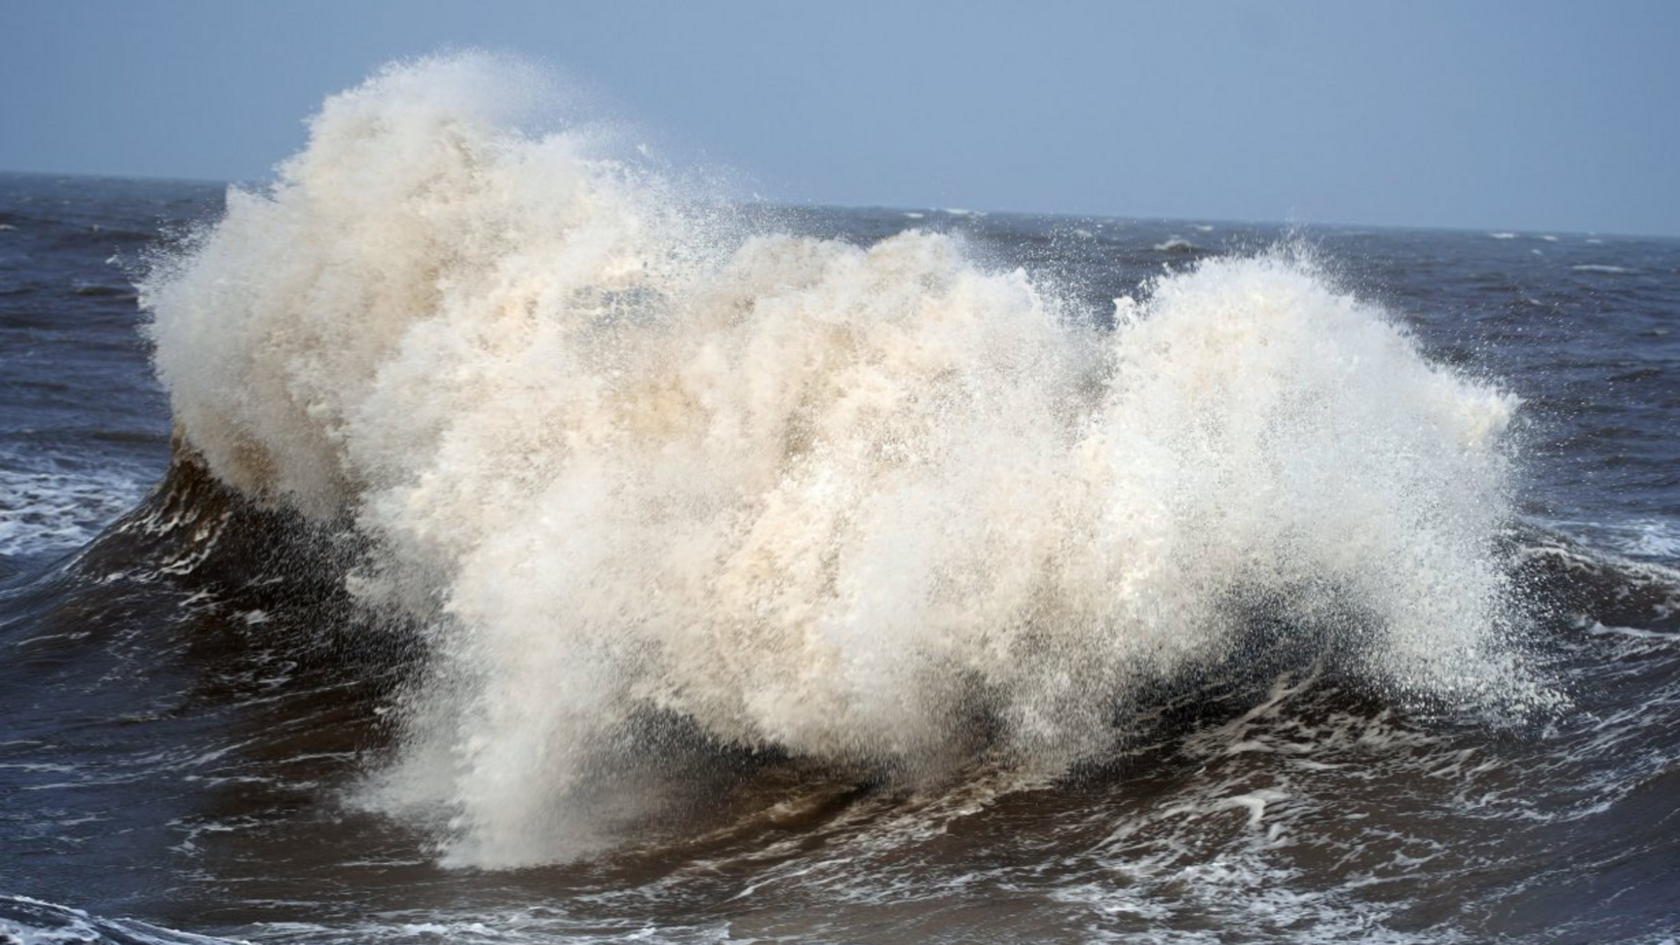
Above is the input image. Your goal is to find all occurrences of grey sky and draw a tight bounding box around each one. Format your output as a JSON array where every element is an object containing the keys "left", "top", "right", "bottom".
[{"left": 5, "top": 1, "right": 1677, "bottom": 235}]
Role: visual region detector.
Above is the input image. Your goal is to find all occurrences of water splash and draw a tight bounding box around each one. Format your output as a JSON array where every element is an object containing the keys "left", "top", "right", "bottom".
[{"left": 142, "top": 54, "right": 1542, "bottom": 868}]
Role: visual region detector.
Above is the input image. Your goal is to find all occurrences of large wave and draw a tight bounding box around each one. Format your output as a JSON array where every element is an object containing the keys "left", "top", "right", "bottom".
[{"left": 141, "top": 54, "right": 1542, "bottom": 867}]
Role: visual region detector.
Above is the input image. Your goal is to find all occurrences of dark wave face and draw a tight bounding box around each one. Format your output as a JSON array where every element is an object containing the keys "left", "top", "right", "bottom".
[{"left": 4, "top": 56, "right": 1680, "bottom": 945}]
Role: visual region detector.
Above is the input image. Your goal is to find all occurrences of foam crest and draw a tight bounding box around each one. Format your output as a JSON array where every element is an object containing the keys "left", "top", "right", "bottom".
[{"left": 142, "top": 55, "right": 1537, "bottom": 867}]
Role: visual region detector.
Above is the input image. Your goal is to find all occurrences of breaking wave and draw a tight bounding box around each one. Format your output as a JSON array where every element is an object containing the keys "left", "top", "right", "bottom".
[{"left": 140, "top": 54, "right": 1546, "bottom": 867}]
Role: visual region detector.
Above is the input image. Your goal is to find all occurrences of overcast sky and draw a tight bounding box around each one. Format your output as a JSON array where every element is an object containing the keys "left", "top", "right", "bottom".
[{"left": 5, "top": 1, "right": 1677, "bottom": 235}]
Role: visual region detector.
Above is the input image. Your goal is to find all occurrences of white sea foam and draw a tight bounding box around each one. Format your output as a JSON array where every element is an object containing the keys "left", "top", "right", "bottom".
[
  {"left": 0, "top": 895, "right": 245, "bottom": 945},
  {"left": 142, "top": 54, "right": 1544, "bottom": 867},
  {"left": 1533, "top": 516, "right": 1680, "bottom": 563},
  {"left": 0, "top": 463, "right": 153, "bottom": 558}
]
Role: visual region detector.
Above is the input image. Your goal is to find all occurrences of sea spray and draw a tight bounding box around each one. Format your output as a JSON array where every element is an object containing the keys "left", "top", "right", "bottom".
[{"left": 141, "top": 54, "right": 1540, "bottom": 867}]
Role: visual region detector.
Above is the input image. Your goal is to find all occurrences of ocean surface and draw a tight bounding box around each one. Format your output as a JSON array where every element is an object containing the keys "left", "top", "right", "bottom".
[{"left": 4, "top": 58, "right": 1680, "bottom": 945}]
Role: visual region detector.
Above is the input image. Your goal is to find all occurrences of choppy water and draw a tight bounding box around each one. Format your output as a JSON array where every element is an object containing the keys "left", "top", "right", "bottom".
[{"left": 4, "top": 56, "right": 1680, "bottom": 944}]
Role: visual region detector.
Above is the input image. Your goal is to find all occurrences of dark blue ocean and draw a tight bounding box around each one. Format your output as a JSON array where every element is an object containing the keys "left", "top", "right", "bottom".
[{"left": 2, "top": 150, "right": 1679, "bottom": 945}]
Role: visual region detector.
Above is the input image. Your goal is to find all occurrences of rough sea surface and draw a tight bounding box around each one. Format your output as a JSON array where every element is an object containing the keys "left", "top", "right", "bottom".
[{"left": 3, "top": 57, "right": 1680, "bottom": 945}]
